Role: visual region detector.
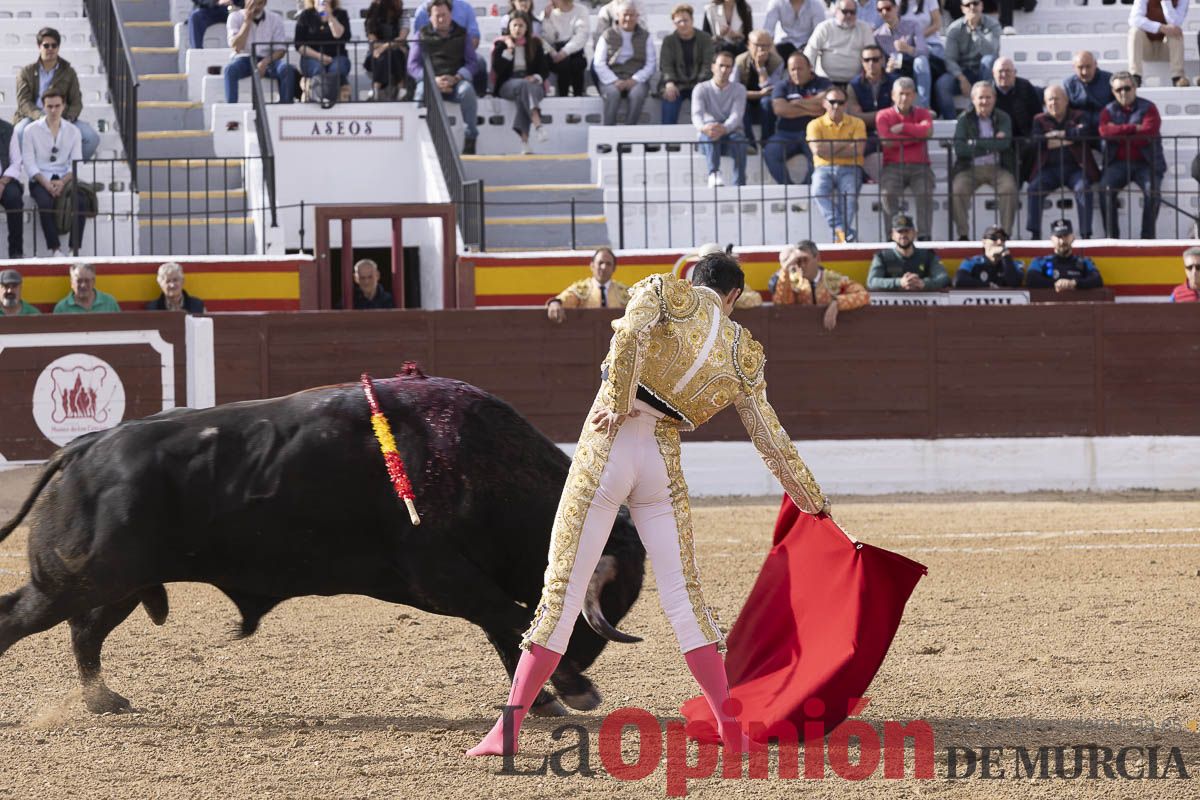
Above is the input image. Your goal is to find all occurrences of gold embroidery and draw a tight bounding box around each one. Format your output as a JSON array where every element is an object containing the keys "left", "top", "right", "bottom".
[
  {"left": 599, "top": 282, "right": 662, "bottom": 415},
  {"left": 734, "top": 383, "right": 829, "bottom": 516},
  {"left": 521, "top": 399, "right": 619, "bottom": 650},
  {"left": 653, "top": 418, "right": 725, "bottom": 652}
]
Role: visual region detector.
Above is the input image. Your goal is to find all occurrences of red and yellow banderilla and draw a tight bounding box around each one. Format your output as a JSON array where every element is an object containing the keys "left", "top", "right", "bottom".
[{"left": 361, "top": 374, "right": 421, "bottom": 526}]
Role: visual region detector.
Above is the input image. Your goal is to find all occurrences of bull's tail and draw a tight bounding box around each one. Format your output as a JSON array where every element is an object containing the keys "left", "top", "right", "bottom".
[{"left": 0, "top": 448, "right": 70, "bottom": 544}]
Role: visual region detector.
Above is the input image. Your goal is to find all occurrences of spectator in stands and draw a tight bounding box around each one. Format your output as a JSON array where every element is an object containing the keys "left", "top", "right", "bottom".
[
  {"left": 594, "top": 0, "right": 648, "bottom": 40},
  {"left": 1128, "top": 0, "right": 1191, "bottom": 88},
  {"left": 734, "top": 30, "right": 784, "bottom": 143},
  {"left": 225, "top": 0, "right": 298, "bottom": 104},
  {"left": 410, "top": 0, "right": 480, "bottom": 154},
  {"left": 546, "top": 247, "right": 629, "bottom": 322},
  {"left": 875, "top": 0, "right": 931, "bottom": 108},
  {"left": 14, "top": 27, "right": 100, "bottom": 162},
  {"left": 951, "top": 81, "right": 1017, "bottom": 240},
  {"left": 762, "top": 0, "right": 828, "bottom": 64},
  {"left": 660, "top": 4, "right": 716, "bottom": 125},
  {"left": 765, "top": 52, "right": 831, "bottom": 185},
  {"left": 703, "top": 0, "right": 753, "bottom": 55},
  {"left": 953, "top": 225, "right": 1025, "bottom": 287},
  {"left": 991, "top": 57, "right": 1040, "bottom": 183},
  {"left": 501, "top": 0, "right": 543, "bottom": 38},
  {"left": 363, "top": 0, "right": 410, "bottom": 101},
  {"left": 542, "top": 0, "right": 590, "bottom": 97},
  {"left": 1170, "top": 246, "right": 1200, "bottom": 302},
  {"left": 901, "top": 0, "right": 945, "bottom": 60},
  {"left": 412, "top": 0, "right": 485, "bottom": 94},
  {"left": 867, "top": 213, "right": 949, "bottom": 290},
  {"left": 22, "top": 90, "right": 86, "bottom": 259},
  {"left": 0, "top": 119, "right": 24, "bottom": 260},
  {"left": 1098, "top": 71, "right": 1165, "bottom": 239},
  {"left": 805, "top": 2, "right": 877, "bottom": 85},
  {"left": 771, "top": 241, "right": 869, "bottom": 330},
  {"left": 1027, "top": 84, "right": 1097, "bottom": 240},
  {"left": 492, "top": 15, "right": 551, "bottom": 154},
  {"left": 849, "top": 44, "right": 897, "bottom": 148},
  {"left": 694, "top": 50, "right": 748, "bottom": 186},
  {"left": 146, "top": 262, "right": 206, "bottom": 313},
  {"left": 876, "top": 77, "right": 935, "bottom": 236},
  {"left": 53, "top": 263, "right": 120, "bottom": 313},
  {"left": 364, "top": 0, "right": 410, "bottom": 101},
  {"left": 935, "top": 0, "right": 1002, "bottom": 120},
  {"left": 0, "top": 269, "right": 39, "bottom": 316},
  {"left": 853, "top": 0, "right": 885, "bottom": 30},
  {"left": 1064, "top": 50, "right": 1113, "bottom": 134},
  {"left": 593, "top": 3, "right": 657, "bottom": 126},
  {"left": 190, "top": 0, "right": 246, "bottom": 51},
  {"left": 295, "top": 0, "right": 352, "bottom": 100},
  {"left": 1025, "top": 218, "right": 1103, "bottom": 291},
  {"left": 808, "top": 86, "right": 867, "bottom": 242},
  {"left": 352, "top": 258, "right": 395, "bottom": 309}
]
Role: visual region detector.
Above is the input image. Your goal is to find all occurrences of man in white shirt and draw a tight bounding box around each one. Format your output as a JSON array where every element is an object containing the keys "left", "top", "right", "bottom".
[
  {"left": 762, "top": 0, "right": 829, "bottom": 65},
  {"left": 21, "top": 90, "right": 86, "bottom": 257},
  {"left": 1128, "top": 0, "right": 1191, "bottom": 87},
  {"left": 693, "top": 51, "right": 748, "bottom": 186},
  {"left": 804, "top": 1, "right": 877, "bottom": 84},
  {"left": 592, "top": 3, "right": 658, "bottom": 125},
  {"left": 224, "top": 0, "right": 298, "bottom": 103},
  {"left": 0, "top": 119, "right": 24, "bottom": 259}
]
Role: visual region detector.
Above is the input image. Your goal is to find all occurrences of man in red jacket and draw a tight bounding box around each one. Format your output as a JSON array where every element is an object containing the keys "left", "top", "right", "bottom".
[
  {"left": 1171, "top": 246, "right": 1200, "bottom": 302},
  {"left": 1097, "top": 71, "right": 1165, "bottom": 239},
  {"left": 876, "top": 77, "right": 935, "bottom": 238}
]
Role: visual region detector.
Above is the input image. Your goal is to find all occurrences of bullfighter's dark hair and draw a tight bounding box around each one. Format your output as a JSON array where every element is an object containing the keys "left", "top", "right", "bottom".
[{"left": 690, "top": 252, "right": 744, "bottom": 296}]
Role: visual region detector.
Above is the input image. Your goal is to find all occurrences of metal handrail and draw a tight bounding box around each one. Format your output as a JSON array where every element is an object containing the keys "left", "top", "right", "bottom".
[
  {"left": 421, "top": 52, "right": 483, "bottom": 249},
  {"left": 249, "top": 44, "right": 279, "bottom": 228},
  {"left": 83, "top": 0, "right": 140, "bottom": 188}
]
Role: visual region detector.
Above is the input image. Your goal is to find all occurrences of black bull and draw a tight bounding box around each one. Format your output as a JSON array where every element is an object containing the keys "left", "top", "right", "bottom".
[{"left": 0, "top": 367, "right": 646, "bottom": 715}]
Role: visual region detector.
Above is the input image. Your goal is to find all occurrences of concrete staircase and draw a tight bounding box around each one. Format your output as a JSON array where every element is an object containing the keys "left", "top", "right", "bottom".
[
  {"left": 462, "top": 153, "right": 608, "bottom": 251},
  {"left": 119, "top": 0, "right": 254, "bottom": 254}
]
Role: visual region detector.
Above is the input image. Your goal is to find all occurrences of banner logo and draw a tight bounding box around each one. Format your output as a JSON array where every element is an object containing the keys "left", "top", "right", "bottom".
[{"left": 33, "top": 354, "right": 126, "bottom": 446}]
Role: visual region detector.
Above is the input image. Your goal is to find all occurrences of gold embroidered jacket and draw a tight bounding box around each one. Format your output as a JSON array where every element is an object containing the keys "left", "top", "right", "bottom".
[
  {"left": 597, "top": 273, "right": 828, "bottom": 515},
  {"left": 772, "top": 266, "right": 870, "bottom": 310},
  {"left": 550, "top": 277, "right": 632, "bottom": 309}
]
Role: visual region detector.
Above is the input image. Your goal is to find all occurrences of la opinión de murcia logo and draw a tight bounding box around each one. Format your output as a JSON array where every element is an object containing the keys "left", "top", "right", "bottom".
[{"left": 33, "top": 354, "right": 126, "bottom": 447}]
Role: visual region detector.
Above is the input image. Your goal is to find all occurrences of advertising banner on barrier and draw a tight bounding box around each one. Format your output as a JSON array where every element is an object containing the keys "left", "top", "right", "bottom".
[{"left": 870, "top": 291, "right": 1030, "bottom": 306}]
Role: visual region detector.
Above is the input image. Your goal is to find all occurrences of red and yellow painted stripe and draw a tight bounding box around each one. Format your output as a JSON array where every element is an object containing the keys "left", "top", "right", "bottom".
[
  {"left": 464, "top": 242, "right": 1195, "bottom": 306},
  {"left": 6, "top": 256, "right": 308, "bottom": 312}
]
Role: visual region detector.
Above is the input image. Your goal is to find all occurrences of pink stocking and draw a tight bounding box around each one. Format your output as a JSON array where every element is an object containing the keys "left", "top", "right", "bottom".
[
  {"left": 684, "top": 643, "right": 747, "bottom": 750},
  {"left": 466, "top": 643, "right": 562, "bottom": 756}
]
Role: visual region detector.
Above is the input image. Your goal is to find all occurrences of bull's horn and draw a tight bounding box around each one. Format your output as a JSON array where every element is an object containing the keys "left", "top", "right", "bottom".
[{"left": 582, "top": 555, "right": 643, "bottom": 644}]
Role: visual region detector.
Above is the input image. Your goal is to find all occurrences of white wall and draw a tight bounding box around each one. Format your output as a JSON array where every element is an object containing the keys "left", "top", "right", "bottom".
[{"left": 264, "top": 103, "right": 457, "bottom": 308}]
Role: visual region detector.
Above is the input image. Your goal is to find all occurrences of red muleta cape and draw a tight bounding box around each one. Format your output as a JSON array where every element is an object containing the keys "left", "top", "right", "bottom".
[{"left": 681, "top": 495, "right": 927, "bottom": 740}]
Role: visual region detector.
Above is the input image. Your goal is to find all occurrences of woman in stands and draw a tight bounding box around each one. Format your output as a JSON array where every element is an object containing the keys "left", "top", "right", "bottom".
[
  {"left": 541, "top": 0, "right": 590, "bottom": 96},
  {"left": 702, "top": 0, "right": 752, "bottom": 56},
  {"left": 364, "top": 0, "right": 410, "bottom": 100},
  {"left": 492, "top": 14, "right": 551, "bottom": 153},
  {"left": 501, "top": 0, "right": 543, "bottom": 38},
  {"left": 294, "top": 0, "right": 353, "bottom": 100},
  {"left": 900, "top": 0, "right": 945, "bottom": 59}
]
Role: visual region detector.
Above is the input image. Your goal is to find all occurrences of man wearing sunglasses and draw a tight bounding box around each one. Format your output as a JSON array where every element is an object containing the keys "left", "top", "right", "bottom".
[
  {"left": 13, "top": 28, "right": 99, "bottom": 162},
  {"left": 873, "top": 0, "right": 931, "bottom": 108},
  {"left": 1097, "top": 71, "right": 1165, "bottom": 239},
  {"left": 807, "top": 86, "right": 866, "bottom": 242},
  {"left": 953, "top": 225, "right": 1024, "bottom": 288},
  {"left": 21, "top": 89, "right": 88, "bottom": 258},
  {"left": 1169, "top": 246, "right": 1200, "bottom": 302},
  {"left": 935, "top": 0, "right": 1001, "bottom": 120},
  {"left": 803, "top": 1, "right": 876, "bottom": 84}
]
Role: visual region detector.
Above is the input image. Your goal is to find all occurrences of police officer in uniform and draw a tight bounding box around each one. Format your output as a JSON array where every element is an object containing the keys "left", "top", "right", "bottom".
[
  {"left": 953, "top": 225, "right": 1025, "bottom": 288},
  {"left": 866, "top": 213, "right": 949, "bottom": 292},
  {"left": 1025, "top": 218, "right": 1103, "bottom": 292}
]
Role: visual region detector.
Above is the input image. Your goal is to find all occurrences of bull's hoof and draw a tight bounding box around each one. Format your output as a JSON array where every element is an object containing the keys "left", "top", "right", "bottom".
[
  {"left": 560, "top": 685, "right": 602, "bottom": 712},
  {"left": 530, "top": 697, "right": 568, "bottom": 717},
  {"left": 82, "top": 685, "right": 133, "bottom": 715}
]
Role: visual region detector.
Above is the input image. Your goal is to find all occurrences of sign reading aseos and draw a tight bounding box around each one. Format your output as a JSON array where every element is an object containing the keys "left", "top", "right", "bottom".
[
  {"left": 279, "top": 116, "right": 404, "bottom": 141},
  {"left": 32, "top": 353, "right": 127, "bottom": 446}
]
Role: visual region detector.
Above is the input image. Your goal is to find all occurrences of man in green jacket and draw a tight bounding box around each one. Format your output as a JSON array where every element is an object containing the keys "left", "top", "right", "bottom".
[
  {"left": 867, "top": 213, "right": 949, "bottom": 292},
  {"left": 659, "top": 4, "right": 715, "bottom": 124},
  {"left": 53, "top": 263, "right": 121, "bottom": 314},
  {"left": 13, "top": 27, "right": 99, "bottom": 161},
  {"left": 951, "top": 81, "right": 1017, "bottom": 240},
  {"left": 0, "top": 269, "right": 40, "bottom": 315}
]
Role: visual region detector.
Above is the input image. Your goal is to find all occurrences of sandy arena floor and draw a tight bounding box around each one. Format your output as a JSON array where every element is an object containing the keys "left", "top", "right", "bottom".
[{"left": 0, "top": 466, "right": 1197, "bottom": 799}]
